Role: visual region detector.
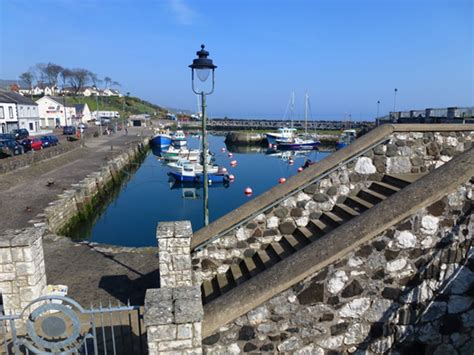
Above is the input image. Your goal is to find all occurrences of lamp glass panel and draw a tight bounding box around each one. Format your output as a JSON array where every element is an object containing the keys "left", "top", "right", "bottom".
[{"left": 196, "top": 68, "right": 210, "bottom": 82}]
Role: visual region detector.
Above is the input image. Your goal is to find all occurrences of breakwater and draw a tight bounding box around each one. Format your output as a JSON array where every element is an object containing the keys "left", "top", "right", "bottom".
[{"left": 224, "top": 131, "right": 339, "bottom": 147}]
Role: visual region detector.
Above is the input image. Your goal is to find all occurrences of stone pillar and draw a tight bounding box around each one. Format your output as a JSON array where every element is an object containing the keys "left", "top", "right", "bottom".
[
  {"left": 145, "top": 221, "right": 203, "bottom": 354},
  {"left": 0, "top": 227, "right": 47, "bottom": 315}
]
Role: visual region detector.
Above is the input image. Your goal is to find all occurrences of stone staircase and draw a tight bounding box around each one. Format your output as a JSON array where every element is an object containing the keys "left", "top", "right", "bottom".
[{"left": 201, "top": 174, "right": 419, "bottom": 304}]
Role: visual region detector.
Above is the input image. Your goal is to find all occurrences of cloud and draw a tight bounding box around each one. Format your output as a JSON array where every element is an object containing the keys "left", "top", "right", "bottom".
[{"left": 169, "top": 0, "right": 198, "bottom": 25}]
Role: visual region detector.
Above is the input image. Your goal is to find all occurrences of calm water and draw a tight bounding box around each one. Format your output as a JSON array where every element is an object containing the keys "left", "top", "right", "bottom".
[{"left": 69, "top": 135, "right": 331, "bottom": 247}]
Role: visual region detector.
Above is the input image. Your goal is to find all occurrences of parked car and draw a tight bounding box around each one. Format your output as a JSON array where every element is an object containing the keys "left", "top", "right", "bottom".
[
  {"left": 0, "top": 133, "right": 16, "bottom": 141},
  {"left": 63, "top": 126, "right": 76, "bottom": 135},
  {"left": 21, "top": 138, "right": 43, "bottom": 152},
  {"left": 0, "top": 139, "right": 24, "bottom": 156},
  {"left": 41, "top": 135, "right": 59, "bottom": 148},
  {"left": 78, "top": 123, "right": 88, "bottom": 129},
  {"left": 12, "top": 129, "right": 29, "bottom": 140}
]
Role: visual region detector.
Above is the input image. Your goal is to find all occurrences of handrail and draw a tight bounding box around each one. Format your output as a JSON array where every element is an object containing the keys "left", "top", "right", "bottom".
[
  {"left": 191, "top": 123, "right": 474, "bottom": 250},
  {"left": 202, "top": 147, "right": 474, "bottom": 337}
]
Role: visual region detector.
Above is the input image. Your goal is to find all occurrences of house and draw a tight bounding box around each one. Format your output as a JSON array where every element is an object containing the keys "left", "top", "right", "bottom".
[
  {"left": 0, "top": 90, "right": 41, "bottom": 134},
  {"left": 36, "top": 96, "right": 76, "bottom": 128},
  {"left": 74, "top": 103, "right": 92, "bottom": 123},
  {"left": 82, "top": 87, "right": 100, "bottom": 97},
  {"left": 0, "top": 94, "right": 18, "bottom": 134},
  {"left": 103, "top": 88, "right": 122, "bottom": 97}
]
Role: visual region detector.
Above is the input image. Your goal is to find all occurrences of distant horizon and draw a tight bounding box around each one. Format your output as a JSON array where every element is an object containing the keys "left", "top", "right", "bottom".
[{"left": 1, "top": 0, "right": 472, "bottom": 118}]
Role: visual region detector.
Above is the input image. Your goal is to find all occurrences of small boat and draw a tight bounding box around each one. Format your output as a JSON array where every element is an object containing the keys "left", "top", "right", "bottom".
[
  {"left": 266, "top": 127, "right": 297, "bottom": 146},
  {"left": 168, "top": 164, "right": 229, "bottom": 183},
  {"left": 150, "top": 129, "right": 172, "bottom": 148},
  {"left": 277, "top": 137, "right": 320, "bottom": 150},
  {"left": 163, "top": 146, "right": 200, "bottom": 162},
  {"left": 171, "top": 130, "right": 187, "bottom": 147},
  {"left": 336, "top": 129, "right": 357, "bottom": 150},
  {"left": 166, "top": 159, "right": 220, "bottom": 174}
]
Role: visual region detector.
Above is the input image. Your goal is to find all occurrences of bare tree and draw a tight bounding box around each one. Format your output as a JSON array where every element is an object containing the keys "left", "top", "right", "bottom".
[
  {"left": 60, "top": 68, "right": 72, "bottom": 92},
  {"left": 103, "top": 76, "right": 112, "bottom": 89},
  {"left": 89, "top": 72, "right": 102, "bottom": 89},
  {"left": 19, "top": 71, "right": 34, "bottom": 98},
  {"left": 67, "top": 68, "right": 91, "bottom": 95},
  {"left": 34, "top": 63, "right": 48, "bottom": 85},
  {"left": 43, "top": 63, "right": 63, "bottom": 87},
  {"left": 112, "top": 80, "right": 121, "bottom": 88}
]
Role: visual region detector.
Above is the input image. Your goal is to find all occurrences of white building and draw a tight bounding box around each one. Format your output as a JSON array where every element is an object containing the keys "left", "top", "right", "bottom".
[
  {"left": 36, "top": 96, "right": 76, "bottom": 128},
  {"left": 74, "top": 103, "right": 93, "bottom": 123},
  {"left": 91, "top": 110, "right": 120, "bottom": 119},
  {"left": 0, "top": 91, "right": 41, "bottom": 133},
  {"left": 0, "top": 95, "right": 18, "bottom": 134}
]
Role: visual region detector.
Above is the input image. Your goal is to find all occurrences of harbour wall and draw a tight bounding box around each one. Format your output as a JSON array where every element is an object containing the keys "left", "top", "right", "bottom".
[{"left": 224, "top": 131, "right": 339, "bottom": 147}]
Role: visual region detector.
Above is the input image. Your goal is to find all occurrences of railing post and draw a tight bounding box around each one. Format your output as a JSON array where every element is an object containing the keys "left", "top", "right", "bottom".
[
  {"left": 145, "top": 221, "right": 203, "bottom": 354},
  {"left": 0, "top": 227, "right": 47, "bottom": 315}
]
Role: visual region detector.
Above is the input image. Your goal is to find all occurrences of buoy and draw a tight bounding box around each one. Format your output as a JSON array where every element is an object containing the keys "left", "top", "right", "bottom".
[
  {"left": 220, "top": 167, "right": 228, "bottom": 173},
  {"left": 297, "top": 167, "right": 304, "bottom": 172},
  {"left": 244, "top": 187, "right": 253, "bottom": 196},
  {"left": 230, "top": 160, "right": 237, "bottom": 166},
  {"left": 229, "top": 174, "right": 235, "bottom": 181},
  {"left": 221, "top": 147, "right": 226, "bottom": 152},
  {"left": 228, "top": 152, "right": 233, "bottom": 158},
  {"left": 288, "top": 159, "right": 294, "bottom": 165},
  {"left": 279, "top": 177, "right": 286, "bottom": 184}
]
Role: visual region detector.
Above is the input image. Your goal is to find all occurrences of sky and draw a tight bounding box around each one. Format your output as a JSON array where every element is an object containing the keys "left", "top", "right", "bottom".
[{"left": 0, "top": 0, "right": 472, "bottom": 120}]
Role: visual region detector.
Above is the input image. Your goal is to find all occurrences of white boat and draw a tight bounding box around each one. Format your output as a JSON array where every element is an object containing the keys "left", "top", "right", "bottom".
[
  {"left": 266, "top": 92, "right": 297, "bottom": 146},
  {"left": 171, "top": 130, "right": 187, "bottom": 147},
  {"left": 163, "top": 146, "right": 200, "bottom": 162},
  {"left": 166, "top": 159, "right": 219, "bottom": 174}
]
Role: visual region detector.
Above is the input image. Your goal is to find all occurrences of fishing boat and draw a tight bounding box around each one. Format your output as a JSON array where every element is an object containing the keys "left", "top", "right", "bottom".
[
  {"left": 168, "top": 164, "right": 229, "bottom": 183},
  {"left": 277, "top": 93, "right": 320, "bottom": 151},
  {"left": 171, "top": 130, "right": 187, "bottom": 147},
  {"left": 150, "top": 128, "right": 172, "bottom": 148},
  {"left": 265, "top": 92, "right": 297, "bottom": 146},
  {"left": 335, "top": 129, "right": 357, "bottom": 150},
  {"left": 163, "top": 146, "right": 200, "bottom": 162},
  {"left": 166, "top": 159, "right": 220, "bottom": 174}
]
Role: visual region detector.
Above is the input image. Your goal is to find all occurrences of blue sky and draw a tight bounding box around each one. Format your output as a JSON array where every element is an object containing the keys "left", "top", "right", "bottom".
[{"left": 0, "top": 0, "right": 472, "bottom": 119}]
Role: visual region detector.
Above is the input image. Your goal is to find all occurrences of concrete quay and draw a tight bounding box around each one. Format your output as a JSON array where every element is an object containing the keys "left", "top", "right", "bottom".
[{"left": 0, "top": 127, "right": 159, "bottom": 305}]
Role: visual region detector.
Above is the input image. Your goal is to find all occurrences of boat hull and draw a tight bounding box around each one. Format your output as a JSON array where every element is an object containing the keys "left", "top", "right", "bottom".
[
  {"left": 266, "top": 133, "right": 293, "bottom": 146},
  {"left": 168, "top": 172, "right": 229, "bottom": 183},
  {"left": 172, "top": 139, "right": 187, "bottom": 147},
  {"left": 277, "top": 141, "right": 320, "bottom": 151},
  {"left": 335, "top": 142, "right": 347, "bottom": 150},
  {"left": 151, "top": 134, "right": 172, "bottom": 147}
]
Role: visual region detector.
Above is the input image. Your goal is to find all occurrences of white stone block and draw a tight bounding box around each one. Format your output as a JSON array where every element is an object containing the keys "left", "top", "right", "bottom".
[{"left": 177, "top": 324, "right": 192, "bottom": 339}]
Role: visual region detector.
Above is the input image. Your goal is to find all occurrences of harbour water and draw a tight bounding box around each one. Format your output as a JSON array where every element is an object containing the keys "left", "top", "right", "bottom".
[{"left": 67, "top": 134, "right": 331, "bottom": 247}]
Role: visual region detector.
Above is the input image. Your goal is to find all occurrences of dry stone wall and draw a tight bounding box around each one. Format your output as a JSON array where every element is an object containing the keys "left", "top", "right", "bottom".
[
  {"left": 202, "top": 181, "right": 474, "bottom": 354},
  {"left": 192, "top": 131, "right": 474, "bottom": 284}
]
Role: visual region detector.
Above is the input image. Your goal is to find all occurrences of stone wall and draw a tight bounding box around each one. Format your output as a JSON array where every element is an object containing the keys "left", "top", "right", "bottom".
[
  {"left": 0, "top": 226, "right": 47, "bottom": 315},
  {"left": 145, "top": 221, "right": 203, "bottom": 354},
  {"left": 41, "top": 140, "right": 147, "bottom": 234},
  {"left": 0, "top": 139, "right": 82, "bottom": 175},
  {"left": 202, "top": 181, "right": 474, "bottom": 354},
  {"left": 192, "top": 131, "right": 474, "bottom": 284}
]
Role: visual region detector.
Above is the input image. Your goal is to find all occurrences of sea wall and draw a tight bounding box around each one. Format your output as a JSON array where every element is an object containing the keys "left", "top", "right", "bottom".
[
  {"left": 192, "top": 131, "right": 474, "bottom": 284},
  {"left": 41, "top": 139, "right": 148, "bottom": 234},
  {"left": 202, "top": 181, "right": 474, "bottom": 354}
]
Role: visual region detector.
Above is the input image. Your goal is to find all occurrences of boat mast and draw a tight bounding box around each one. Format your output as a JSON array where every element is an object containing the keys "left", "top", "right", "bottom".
[
  {"left": 290, "top": 92, "right": 295, "bottom": 129},
  {"left": 304, "top": 92, "right": 308, "bottom": 136}
]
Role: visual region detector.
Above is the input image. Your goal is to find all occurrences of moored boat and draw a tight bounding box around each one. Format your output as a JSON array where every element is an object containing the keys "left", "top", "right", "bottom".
[
  {"left": 150, "top": 128, "right": 172, "bottom": 148},
  {"left": 166, "top": 159, "right": 220, "bottom": 174},
  {"left": 171, "top": 130, "right": 187, "bottom": 147},
  {"left": 336, "top": 129, "right": 357, "bottom": 150},
  {"left": 266, "top": 127, "right": 297, "bottom": 146},
  {"left": 168, "top": 164, "right": 229, "bottom": 184},
  {"left": 277, "top": 137, "right": 320, "bottom": 150},
  {"left": 163, "top": 146, "right": 200, "bottom": 162}
]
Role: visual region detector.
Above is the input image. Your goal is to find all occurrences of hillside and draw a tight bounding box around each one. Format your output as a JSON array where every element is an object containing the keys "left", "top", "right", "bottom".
[{"left": 65, "top": 96, "right": 167, "bottom": 117}]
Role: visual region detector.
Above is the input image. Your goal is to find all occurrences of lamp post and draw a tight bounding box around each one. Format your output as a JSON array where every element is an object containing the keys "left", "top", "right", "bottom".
[
  {"left": 189, "top": 44, "right": 217, "bottom": 226},
  {"left": 393, "top": 88, "right": 398, "bottom": 112},
  {"left": 63, "top": 93, "right": 67, "bottom": 127},
  {"left": 376, "top": 100, "right": 380, "bottom": 118}
]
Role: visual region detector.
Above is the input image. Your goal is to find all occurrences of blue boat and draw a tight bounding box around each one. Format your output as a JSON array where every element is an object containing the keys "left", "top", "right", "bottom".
[
  {"left": 277, "top": 137, "right": 320, "bottom": 151},
  {"left": 335, "top": 129, "right": 357, "bottom": 150},
  {"left": 150, "top": 132, "right": 172, "bottom": 147},
  {"left": 168, "top": 171, "right": 229, "bottom": 184}
]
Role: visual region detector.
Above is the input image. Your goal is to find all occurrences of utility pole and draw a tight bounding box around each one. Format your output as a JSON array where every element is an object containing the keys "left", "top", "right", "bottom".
[{"left": 96, "top": 95, "right": 102, "bottom": 136}]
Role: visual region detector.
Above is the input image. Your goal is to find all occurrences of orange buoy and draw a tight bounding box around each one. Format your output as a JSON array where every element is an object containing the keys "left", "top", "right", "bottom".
[
  {"left": 297, "top": 167, "right": 304, "bottom": 172},
  {"left": 229, "top": 174, "right": 235, "bottom": 181},
  {"left": 288, "top": 159, "right": 294, "bottom": 165},
  {"left": 279, "top": 177, "right": 286, "bottom": 184},
  {"left": 228, "top": 152, "right": 233, "bottom": 158},
  {"left": 244, "top": 187, "right": 253, "bottom": 195},
  {"left": 230, "top": 160, "right": 237, "bottom": 166}
]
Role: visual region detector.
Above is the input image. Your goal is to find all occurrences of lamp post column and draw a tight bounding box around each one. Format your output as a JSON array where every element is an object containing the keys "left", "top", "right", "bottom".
[{"left": 201, "top": 92, "right": 209, "bottom": 226}]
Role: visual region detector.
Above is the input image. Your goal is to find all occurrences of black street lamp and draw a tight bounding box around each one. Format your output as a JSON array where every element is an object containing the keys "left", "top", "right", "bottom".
[
  {"left": 376, "top": 100, "right": 380, "bottom": 118},
  {"left": 393, "top": 88, "right": 398, "bottom": 112},
  {"left": 189, "top": 44, "right": 217, "bottom": 226}
]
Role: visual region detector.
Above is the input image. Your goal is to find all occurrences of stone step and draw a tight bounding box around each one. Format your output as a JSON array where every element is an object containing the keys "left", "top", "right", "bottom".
[
  {"left": 293, "top": 227, "right": 313, "bottom": 244},
  {"left": 332, "top": 203, "right": 360, "bottom": 220},
  {"left": 228, "top": 264, "right": 247, "bottom": 286},
  {"left": 241, "top": 256, "right": 261, "bottom": 277},
  {"left": 382, "top": 174, "right": 413, "bottom": 189},
  {"left": 267, "top": 242, "right": 292, "bottom": 260},
  {"left": 307, "top": 219, "right": 332, "bottom": 235},
  {"left": 284, "top": 234, "right": 306, "bottom": 251},
  {"left": 357, "top": 188, "right": 386, "bottom": 205},
  {"left": 343, "top": 195, "right": 374, "bottom": 213},
  {"left": 320, "top": 211, "right": 345, "bottom": 228},
  {"left": 369, "top": 180, "right": 400, "bottom": 196}
]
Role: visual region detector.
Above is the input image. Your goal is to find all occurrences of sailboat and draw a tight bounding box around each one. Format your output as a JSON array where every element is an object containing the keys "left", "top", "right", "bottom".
[{"left": 277, "top": 93, "right": 320, "bottom": 150}]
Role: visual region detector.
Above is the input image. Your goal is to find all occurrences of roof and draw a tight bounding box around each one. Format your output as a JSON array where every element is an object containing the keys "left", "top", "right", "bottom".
[
  {"left": 0, "top": 90, "right": 37, "bottom": 105},
  {"left": 74, "top": 104, "right": 85, "bottom": 112},
  {"left": 48, "top": 96, "right": 76, "bottom": 107}
]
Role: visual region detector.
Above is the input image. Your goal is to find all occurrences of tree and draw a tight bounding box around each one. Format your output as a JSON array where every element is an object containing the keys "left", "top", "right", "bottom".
[
  {"left": 112, "top": 80, "right": 121, "bottom": 88},
  {"left": 67, "top": 68, "right": 91, "bottom": 94},
  {"left": 19, "top": 72, "right": 34, "bottom": 89},
  {"left": 43, "top": 63, "right": 63, "bottom": 87},
  {"left": 104, "top": 76, "right": 112, "bottom": 89},
  {"left": 89, "top": 72, "right": 101, "bottom": 89}
]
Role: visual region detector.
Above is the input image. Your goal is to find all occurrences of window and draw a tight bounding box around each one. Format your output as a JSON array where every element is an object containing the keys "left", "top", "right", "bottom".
[
  {"left": 8, "top": 107, "right": 13, "bottom": 119},
  {"left": 0, "top": 107, "right": 4, "bottom": 119},
  {"left": 29, "top": 122, "right": 34, "bottom": 130}
]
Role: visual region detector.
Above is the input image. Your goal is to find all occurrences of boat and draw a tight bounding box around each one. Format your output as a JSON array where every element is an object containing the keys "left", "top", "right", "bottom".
[
  {"left": 276, "top": 93, "right": 321, "bottom": 151},
  {"left": 265, "top": 92, "right": 297, "bottom": 146},
  {"left": 162, "top": 146, "right": 200, "bottom": 162},
  {"left": 166, "top": 159, "right": 220, "bottom": 174},
  {"left": 336, "top": 129, "right": 357, "bottom": 150},
  {"left": 150, "top": 128, "right": 172, "bottom": 148},
  {"left": 171, "top": 130, "right": 187, "bottom": 147},
  {"left": 168, "top": 164, "right": 229, "bottom": 184}
]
